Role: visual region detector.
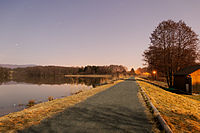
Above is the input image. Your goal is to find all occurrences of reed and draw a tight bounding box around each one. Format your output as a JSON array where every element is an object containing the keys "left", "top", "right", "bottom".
[
  {"left": 48, "top": 96, "right": 54, "bottom": 101},
  {"left": 27, "top": 100, "right": 35, "bottom": 107}
]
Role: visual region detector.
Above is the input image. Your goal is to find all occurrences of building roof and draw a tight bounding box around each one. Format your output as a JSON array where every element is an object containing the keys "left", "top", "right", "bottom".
[{"left": 174, "top": 65, "right": 200, "bottom": 76}]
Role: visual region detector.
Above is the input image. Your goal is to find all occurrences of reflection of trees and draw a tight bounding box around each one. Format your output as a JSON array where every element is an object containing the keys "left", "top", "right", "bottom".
[
  {"left": 64, "top": 77, "right": 111, "bottom": 86},
  {"left": 0, "top": 72, "right": 130, "bottom": 86},
  {"left": 0, "top": 67, "right": 11, "bottom": 85},
  {"left": 12, "top": 76, "right": 67, "bottom": 85},
  {"left": 0, "top": 78, "right": 10, "bottom": 85},
  {"left": 11, "top": 76, "right": 112, "bottom": 86}
]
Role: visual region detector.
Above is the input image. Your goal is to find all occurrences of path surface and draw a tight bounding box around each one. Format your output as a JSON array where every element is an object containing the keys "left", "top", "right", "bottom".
[{"left": 19, "top": 78, "right": 152, "bottom": 133}]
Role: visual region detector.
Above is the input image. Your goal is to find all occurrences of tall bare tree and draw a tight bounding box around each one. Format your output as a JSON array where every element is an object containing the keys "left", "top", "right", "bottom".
[{"left": 143, "top": 20, "right": 199, "bottom": 87}]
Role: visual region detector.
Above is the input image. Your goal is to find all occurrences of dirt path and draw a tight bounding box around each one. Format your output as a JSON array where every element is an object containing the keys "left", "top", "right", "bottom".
[{"left": 19, "top": 78, "right": 152, "bottom": 133}]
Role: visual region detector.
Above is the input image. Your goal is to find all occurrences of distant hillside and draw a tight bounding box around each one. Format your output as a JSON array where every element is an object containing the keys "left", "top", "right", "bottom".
[{"left": 0, "top": 64, "right": 37, "bottom": 69}]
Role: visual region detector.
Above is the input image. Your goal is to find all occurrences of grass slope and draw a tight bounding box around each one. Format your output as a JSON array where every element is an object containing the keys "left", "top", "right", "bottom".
[
  {"left": 148, "top": 79, "right": 200, "bottom": 102},
  {"left": 136, "top": 79, "right": 200, "bottom": 133}
]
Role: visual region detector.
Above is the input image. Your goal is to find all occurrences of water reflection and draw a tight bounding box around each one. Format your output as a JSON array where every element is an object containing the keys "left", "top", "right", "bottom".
[
  {"left": 0, "top": 78, "right": 10, "bottom": 85},
  {"left": 0, "top": 76, "right": 114, "bottom": 116},
  {"left": 2, "top": 76, "right": 112, "bottom": 86}
]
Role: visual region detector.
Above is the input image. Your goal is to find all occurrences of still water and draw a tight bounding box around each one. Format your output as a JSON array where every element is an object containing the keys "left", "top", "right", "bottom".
[{"left": 0, "top": 77, "right": 110, "bottom": 116}]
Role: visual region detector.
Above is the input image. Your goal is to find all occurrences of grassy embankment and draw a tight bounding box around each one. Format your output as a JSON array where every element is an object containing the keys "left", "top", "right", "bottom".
[
  {"left": 147, "top": 79, "right": 200, "bottom": 101},
  {"left": 0, "top": 80, "right": 123, "bottom": 133},
  {"left": 136, "top": 77, "right": 200, "bottom": 132}
]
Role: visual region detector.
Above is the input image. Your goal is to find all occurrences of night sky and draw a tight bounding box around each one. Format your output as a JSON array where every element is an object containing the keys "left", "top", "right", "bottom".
[{"left": 0, "top": 0, "right": 200, "bottom": 69}]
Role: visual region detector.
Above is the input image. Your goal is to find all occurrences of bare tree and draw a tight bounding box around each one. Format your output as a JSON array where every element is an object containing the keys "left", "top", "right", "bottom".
[{"left": 143, "top": 20, "right": 199, "bottom": 87}]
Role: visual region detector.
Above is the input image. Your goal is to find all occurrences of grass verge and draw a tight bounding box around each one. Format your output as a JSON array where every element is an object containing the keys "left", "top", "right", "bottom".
[
  {"left": 136, "top": 78, "right": 200, "bottom": 133},
  {"left": 0, "top": 80, "right": 123, "bottom": 133},
  {"left": 139, "top": 77, "right": 200, "bottom": 102},
  {"left": 183, "top": 95, "right": 200, "bottom": 101}
]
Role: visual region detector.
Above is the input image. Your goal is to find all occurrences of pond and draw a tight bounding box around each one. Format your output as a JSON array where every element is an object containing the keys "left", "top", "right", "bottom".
[{"left": 0, "top": 77, "right": 111, "bottom": 116}]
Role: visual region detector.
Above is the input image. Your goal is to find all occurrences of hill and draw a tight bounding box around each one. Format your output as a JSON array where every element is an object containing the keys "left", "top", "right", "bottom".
[{"left": 0, "top": 64, "right": 36, "bottom": 69}]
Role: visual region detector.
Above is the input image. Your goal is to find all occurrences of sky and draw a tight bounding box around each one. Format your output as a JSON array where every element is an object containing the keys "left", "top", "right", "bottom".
[{"left": 0, "top": 0, "right": 200, "bottom": 70}]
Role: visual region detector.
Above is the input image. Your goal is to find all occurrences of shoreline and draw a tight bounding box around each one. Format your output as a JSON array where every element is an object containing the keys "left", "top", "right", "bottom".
[
  {"left": 64, "top": 75, "right": 112, "bottom": 78},
  {"left": 0, "top": 79, "right": 124, "bottom": 132}
]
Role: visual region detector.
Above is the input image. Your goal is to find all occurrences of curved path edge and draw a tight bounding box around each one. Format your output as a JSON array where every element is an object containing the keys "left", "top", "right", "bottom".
[{"left": 137, "top": 83, "right": 173, "bottom": 133}]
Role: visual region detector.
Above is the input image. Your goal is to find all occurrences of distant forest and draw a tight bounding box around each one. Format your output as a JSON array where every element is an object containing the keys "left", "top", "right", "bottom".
[
  {"left": 0, "top": 67, "right": 10, "bottom": 82},
  {"left": 0, "top": 65, "right": 132, "bottom": 79}
]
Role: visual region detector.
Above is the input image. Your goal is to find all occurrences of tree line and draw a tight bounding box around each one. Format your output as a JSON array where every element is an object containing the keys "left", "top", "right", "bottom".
[
  {"left": 0, "top": 67, "right": 10, "bottom": 83},
  {"left": 13, "top": 65, "right": 129, "bottom": 78},
  {"left": 143, "top": 20, "right": 199, "bottom": 87},
  {"left": 0, "top": 67, "right": 10, "bottom": 78}
]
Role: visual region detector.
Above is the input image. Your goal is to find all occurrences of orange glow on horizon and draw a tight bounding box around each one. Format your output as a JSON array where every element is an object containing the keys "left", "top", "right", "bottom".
[{"left": 153, "top": 70, "right": 157, "bottom": 74}]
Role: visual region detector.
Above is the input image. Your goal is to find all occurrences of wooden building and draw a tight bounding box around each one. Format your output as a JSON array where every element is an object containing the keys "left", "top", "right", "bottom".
[{"left": 174, "top": 65, "right": 200, "bottom": 94}]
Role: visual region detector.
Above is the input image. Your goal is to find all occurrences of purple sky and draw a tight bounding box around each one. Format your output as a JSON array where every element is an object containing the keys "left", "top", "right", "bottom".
[{"left": 0, "top": 0, "right": 200, "bottom": 70}]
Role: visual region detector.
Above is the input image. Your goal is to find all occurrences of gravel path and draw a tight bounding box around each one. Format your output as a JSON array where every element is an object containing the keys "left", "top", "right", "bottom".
[{"left": 19, "top": 77, "right": 152, "bottom": 133}]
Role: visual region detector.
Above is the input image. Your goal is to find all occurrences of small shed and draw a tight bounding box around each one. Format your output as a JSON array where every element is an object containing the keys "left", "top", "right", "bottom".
[{"left": 174, "top": 65, "right": 200, "bottom": 94}]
